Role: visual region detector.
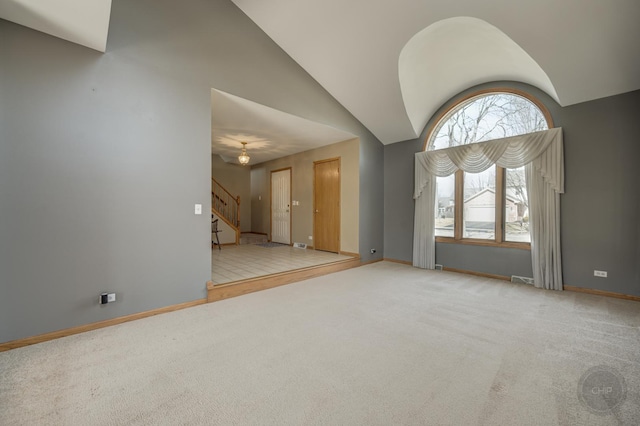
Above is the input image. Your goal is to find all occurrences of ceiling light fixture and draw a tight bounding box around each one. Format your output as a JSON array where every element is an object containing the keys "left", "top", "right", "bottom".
[{"left": 238, "top": 142, "right": 250, "bottom": 165}]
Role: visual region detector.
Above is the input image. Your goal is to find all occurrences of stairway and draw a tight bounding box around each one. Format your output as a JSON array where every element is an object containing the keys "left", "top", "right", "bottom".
[
  {"left": 212, "top": 178, "right": 241, "bottom": 244},
  {"left": 239, "top": 233, "right": 268, "bottom": 245}
]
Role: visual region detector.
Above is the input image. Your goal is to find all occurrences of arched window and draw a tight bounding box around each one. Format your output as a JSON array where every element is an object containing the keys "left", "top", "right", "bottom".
[{"left": 425, "top": 90, "right": 552, "bottom": 246}]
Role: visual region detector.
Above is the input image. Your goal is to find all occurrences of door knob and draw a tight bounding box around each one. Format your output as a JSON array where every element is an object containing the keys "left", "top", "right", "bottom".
[{"left": 315, "top": 209, "right": 319, "bottom": 213}]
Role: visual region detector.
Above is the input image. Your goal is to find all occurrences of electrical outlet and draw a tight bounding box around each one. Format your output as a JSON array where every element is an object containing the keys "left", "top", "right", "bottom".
[
  {"left": 308, "top": 236, "right": 313, "bottom": 240},
  {"left": 594, "top": 270, "right": 607, "bottom": 278},
  {"left": 100, "top": 292, "right": 117, "bottom": 304}
]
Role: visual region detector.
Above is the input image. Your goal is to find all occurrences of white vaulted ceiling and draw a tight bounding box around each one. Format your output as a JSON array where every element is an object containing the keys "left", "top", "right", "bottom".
[
  {"left": 0, "top": 0, "right": 112, "bottom": 52},
  {"left": 231, "top": 0, "right": 640, "bottom": 144},
  {"left": 3, "top": 1, "right": 639, "bottom": 145},
  {"left": 399, "top": 17, "right": 558, "bottom": 138}
]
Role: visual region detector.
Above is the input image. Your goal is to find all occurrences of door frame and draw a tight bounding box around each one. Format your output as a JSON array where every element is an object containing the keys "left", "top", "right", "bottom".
[
  {"left": 270, "top": 167, "right": 292, "bottom": 244},
  {"left": 313, "top": 157, "right": 341, "bottom": 253}
]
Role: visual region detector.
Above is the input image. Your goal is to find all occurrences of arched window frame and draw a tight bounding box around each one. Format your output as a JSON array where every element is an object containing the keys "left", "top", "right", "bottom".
[{"left": 423, "top": 88, "right": 554, "bottom": 249}]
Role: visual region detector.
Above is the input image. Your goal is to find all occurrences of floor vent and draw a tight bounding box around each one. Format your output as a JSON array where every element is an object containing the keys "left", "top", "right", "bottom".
[
  {"left": 511, "top": 275, "right": 534, "bottom": 285},
  {"left": 293, "top": 242, "right": 307, "bottom": 249},
  {"left": 435, "top": 264, "right": 443, "bottom": 271}
]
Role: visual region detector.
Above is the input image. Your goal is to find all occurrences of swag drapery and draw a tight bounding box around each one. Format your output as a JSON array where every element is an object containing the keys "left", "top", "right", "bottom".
[{"left": 413, "top": 128, "right": 564, "bottom": 290}]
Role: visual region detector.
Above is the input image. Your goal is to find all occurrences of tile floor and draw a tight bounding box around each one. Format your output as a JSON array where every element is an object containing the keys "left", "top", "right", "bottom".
[{"left": 211, "top": 243, "right": 353, "bottom": 285}]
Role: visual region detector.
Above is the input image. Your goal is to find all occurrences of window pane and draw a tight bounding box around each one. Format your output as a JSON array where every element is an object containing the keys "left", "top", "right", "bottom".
[
  {"left": 435, "top": 174, "right": 455, "bottom": 237},
  {"left": 429, "top": 93, "right": 549, "bottom": 151},
  {"left": 463, "top": 166, "right": 495, "bottom": 239},
  {"left": 505, "top": 166, "right": 530, "bottom": 242}
]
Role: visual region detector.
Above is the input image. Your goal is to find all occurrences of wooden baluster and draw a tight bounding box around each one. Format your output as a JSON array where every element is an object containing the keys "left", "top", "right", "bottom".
[
  {"left": 226, "top": 193, "right": 229, "bottom": 217},
  {"left": 236, "top": 195, "right": 240, "bottom": 228}
]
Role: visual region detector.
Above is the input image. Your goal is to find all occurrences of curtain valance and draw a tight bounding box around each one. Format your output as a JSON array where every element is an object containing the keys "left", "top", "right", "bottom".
[{"left": 414, "top": 128, "right": 564, "bottom": 199}]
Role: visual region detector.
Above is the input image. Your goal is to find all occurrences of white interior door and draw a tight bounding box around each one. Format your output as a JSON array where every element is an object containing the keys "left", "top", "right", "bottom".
[{"left": 271, "top": 169, "right": 291, "bottom": 244}]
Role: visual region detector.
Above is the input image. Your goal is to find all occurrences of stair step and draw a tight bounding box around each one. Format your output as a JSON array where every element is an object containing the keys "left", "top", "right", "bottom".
[{"left": 239, "top": 233, "right": 268, "bottom": 245}]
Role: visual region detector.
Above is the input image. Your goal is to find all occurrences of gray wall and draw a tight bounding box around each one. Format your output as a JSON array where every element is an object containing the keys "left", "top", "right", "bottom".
[
  {"left": 384, "top": 82, "right": 640, "bottom": 296},
  {"left": 559, "top": 90, "right": 640, "bottom": 295},
  {"left": 360, "top": 130, "right": 385, "bottom": 259},
  {"left": 0, "top": 0, "right": 384, "bottom": 343}
]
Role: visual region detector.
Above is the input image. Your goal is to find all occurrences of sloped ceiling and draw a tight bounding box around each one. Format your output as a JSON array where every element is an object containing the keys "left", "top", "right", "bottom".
[
  {"left": 211, "top": 90, "right": 357, "bottom": 166},
  {"left": 3, "top": 1, "right": 639, "bottom": 145},
  {"left": 0, "top": 0, "right": 111, "bottom": 52},
  {"left": 231, "top": 0, "right": 640, "bottom": 144}
]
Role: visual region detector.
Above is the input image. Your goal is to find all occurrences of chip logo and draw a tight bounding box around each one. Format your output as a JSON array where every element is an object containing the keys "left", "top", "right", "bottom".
[{"left": 577, "top": 365, "right": 627, "bottom": 415}]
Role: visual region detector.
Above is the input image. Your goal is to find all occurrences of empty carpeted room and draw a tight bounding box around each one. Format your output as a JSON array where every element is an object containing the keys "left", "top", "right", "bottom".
[{"left": 1, "top": 1, "right": 639, "bottom": 425}]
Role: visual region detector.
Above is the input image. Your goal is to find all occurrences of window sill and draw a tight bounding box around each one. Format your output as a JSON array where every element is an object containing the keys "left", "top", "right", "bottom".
[{"left": 435, "top": 236, "right": 531, "bottom": 250}]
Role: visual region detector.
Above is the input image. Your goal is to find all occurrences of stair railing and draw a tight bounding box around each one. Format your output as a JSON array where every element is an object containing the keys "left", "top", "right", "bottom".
[{"left": 212, "top": 178, "right": 240, "bottom": 229}]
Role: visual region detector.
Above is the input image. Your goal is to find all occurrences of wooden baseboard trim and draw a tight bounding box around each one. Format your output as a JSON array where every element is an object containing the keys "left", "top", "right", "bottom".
[
  {"left": 0, "top": 299, "right": 207, "bottom": 352},
  {"left": 360, "top": 258, "right": 384, "bottom": 266},
  {"left": 339, "top": 251, "right": 360, "bottom": 258},
  {"left": 383, "top": 258, "right": 413, "bottom": 266},
  {"left": 207, "top": 258, "right": 362, "bottom": 303},
  {"left": 564, "top": 285, "right": 640, "bottom": 302},
  {"left": 442, "top": 266, "right": 511, "bottom": 281},
  {"left": 382, "top": 262, "right": 639, "bottom": 302}
]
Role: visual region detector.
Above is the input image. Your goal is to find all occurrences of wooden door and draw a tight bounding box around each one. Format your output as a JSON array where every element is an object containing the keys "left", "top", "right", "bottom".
[
  {"left": 271, "top": 168, "right": 291, "bottom": 244},
  {"left": 313, "top": 158, "right": 340, "bottom": 253}
]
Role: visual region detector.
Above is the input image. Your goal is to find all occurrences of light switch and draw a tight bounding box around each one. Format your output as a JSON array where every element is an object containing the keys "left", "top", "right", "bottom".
[{"left": 195, "top": 204, "right": 202, "bottom": 215}]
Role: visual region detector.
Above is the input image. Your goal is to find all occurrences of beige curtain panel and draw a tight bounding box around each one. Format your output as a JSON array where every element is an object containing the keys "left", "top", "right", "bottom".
[{"left": 413, "top": 128, "right": 564, "bottom": 290}]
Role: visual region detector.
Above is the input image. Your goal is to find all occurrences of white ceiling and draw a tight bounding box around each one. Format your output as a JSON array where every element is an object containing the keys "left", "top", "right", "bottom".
[
  {"left": 399, "top": 17, "right": 558, "bottom": 138},
  {"left": 4, "top": 1, "right": 639, "bottom": 147},
  {"left": 0, "top": 0, "right": 111, "bottom": 52},
  {"left": 231, "top": 0, "right": 640, "bottom": 144},
  {"left": 211, "top": 89, "right": 357, "bottom": 166}
]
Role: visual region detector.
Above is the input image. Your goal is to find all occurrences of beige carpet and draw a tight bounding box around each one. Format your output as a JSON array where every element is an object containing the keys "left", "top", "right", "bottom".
[{"left": 1, "top": 262, "right": 639, "bottom": 425}]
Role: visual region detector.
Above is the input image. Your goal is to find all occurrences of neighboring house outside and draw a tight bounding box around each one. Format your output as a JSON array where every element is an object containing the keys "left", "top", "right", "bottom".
[{"left": 463, "top": 188, "right": 526, "bottom": 223}]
